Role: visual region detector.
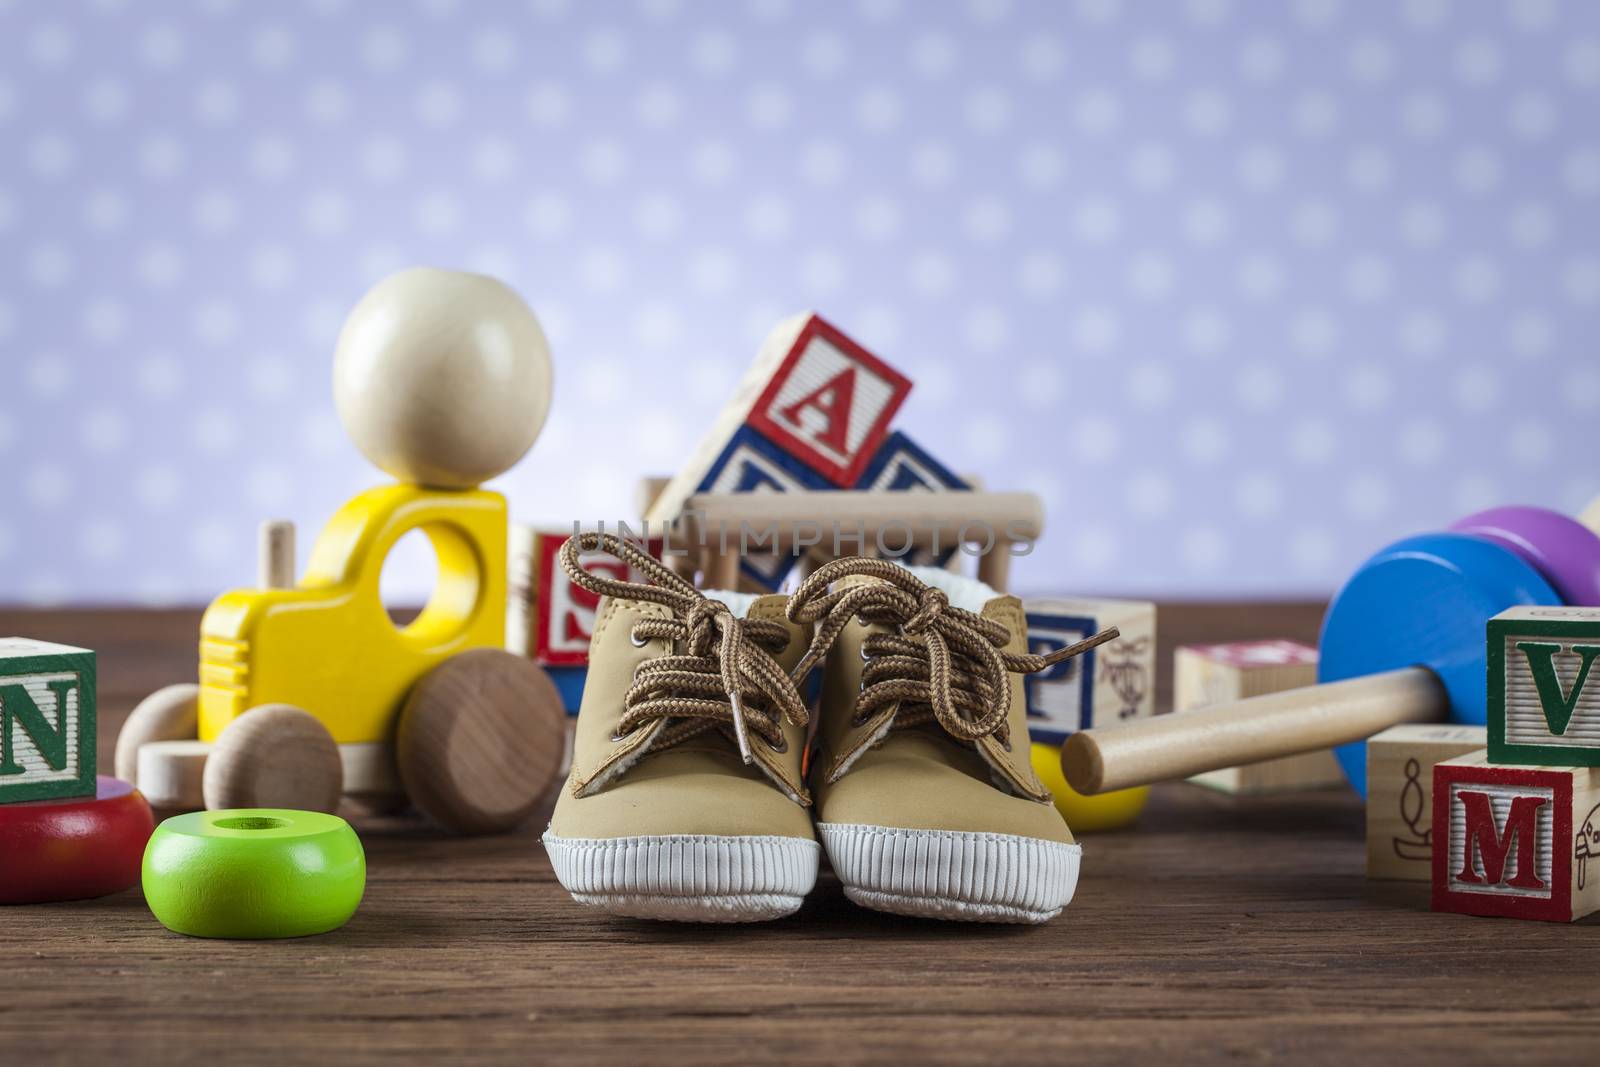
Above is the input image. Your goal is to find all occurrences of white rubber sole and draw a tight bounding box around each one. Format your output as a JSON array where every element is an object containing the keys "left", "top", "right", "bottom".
[
  {"left": 542, "top": 831, "right": 821, "bottom": 923},
  {"left": 817, "top": 823, "right": 1081, "bottom": 924}
]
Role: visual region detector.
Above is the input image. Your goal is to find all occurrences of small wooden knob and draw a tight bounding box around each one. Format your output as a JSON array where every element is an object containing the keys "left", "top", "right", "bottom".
[
  {"left": 396, "top": 649, "right": 566, "bottom": 835},
  {"left": 203, "top": 704, "right": 344, "bottom": 815},
  {"left": 115, "top": 683, "right": 200, "bottom": 785}
]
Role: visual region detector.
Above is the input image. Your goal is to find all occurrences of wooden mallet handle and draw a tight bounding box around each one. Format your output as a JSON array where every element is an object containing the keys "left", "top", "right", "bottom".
[{"left": 1061, "top": 666, "right": 1449, "bottom": 794}]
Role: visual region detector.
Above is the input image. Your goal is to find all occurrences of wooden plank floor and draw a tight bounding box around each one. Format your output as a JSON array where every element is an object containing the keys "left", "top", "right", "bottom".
[{"left": 2, "top": 605, "right": 1593, "bottom": 1066}]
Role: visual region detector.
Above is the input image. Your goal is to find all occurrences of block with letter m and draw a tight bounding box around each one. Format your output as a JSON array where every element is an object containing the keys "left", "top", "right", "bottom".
[
  {"left": 1432, "top": 750, "right": 1600, "bottom": 922},
  {"left": 0, "top": 638, "right": 96, "bottom": 804}
]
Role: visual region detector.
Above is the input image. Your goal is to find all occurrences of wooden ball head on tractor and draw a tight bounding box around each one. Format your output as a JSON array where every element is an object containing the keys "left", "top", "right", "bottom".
[
  {"left": 1064, "top": 504, "right": 1600, "bottom": 799},
  {"left": 116, "top": 268, "right": 567, "bottom": 834}
]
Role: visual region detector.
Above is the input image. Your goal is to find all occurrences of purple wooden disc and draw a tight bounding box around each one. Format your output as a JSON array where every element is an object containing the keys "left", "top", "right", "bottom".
[{"left": 1449, "top": 505, "right": 1600, "bottom": 606}]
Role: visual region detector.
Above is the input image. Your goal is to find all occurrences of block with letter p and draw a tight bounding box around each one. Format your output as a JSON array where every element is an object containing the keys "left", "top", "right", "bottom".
[
  {"left": 1, "top": 638, "right": 96, "bottom": 804},
  {"left": 1021, "top": 598, "right": 1156, "bottom": 745},
  {"left": 1432, "top": 750, "right": 1600, "bottom": 922},
  {"left": 1489, "top": 606, "right": 1600, "bottom": 767}
]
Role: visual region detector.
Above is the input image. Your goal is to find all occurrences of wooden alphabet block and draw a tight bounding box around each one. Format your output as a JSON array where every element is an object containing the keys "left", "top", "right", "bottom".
[
  {"left": 854, "top": 431, "right": 969, "bottom": 568},
  {"left": 644, "top": 313, "right": 912, "bottom": 528},
  {"left": 1488, "top": 606, "right": 1600, "bottom": 767},
  {"left": 1432, "top": 750, "right": 1600, "bottom": 922},
  {"left": 1365, "top": 723, "right": 1489, "bottom": 881},
  {"left": 1022, "top": 598, "right": 1156, "bottom": 744},
  {"left": 0, "top": 638, "right": 96, "bottom": 804},
  {"left": 695, "top": 426, "right": 834, "bottom": 590},
  {"left": 534, "top": 530, "right": 666, "bottom": 666},
  {"left": 1175, "top": 640, "right": 1347, "bottom": 795}
]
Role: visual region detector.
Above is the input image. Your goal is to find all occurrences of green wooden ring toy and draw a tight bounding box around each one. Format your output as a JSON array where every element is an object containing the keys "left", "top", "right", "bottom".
[{"left": 142, "top": 809, "right": 365, "bottom": 939}]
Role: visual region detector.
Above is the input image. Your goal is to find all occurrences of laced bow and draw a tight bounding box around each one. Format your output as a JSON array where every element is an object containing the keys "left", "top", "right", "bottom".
[
  {"left": 787, "top": 558, "right": 1118, "bottom": 751},
  {"left": 559, "top": 532, "right": 808, "bottom": 764}
]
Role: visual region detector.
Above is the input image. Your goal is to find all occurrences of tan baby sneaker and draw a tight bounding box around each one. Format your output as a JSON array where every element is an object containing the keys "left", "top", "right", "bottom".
[
  {"left": 542, "top": 533, "right": 818, "bottom": 922},
  {"left": 788, "top": 559, "right": 1116, "bottom": 924}
]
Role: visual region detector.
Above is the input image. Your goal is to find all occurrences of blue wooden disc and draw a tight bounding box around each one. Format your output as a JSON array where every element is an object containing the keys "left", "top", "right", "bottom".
[{"left": 1319, "top": 532, "right": 1561, "bottom": 797}]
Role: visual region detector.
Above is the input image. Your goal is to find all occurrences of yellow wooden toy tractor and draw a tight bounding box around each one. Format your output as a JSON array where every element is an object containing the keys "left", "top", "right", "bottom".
[{"left": 114, "top": 268, "right": 567, "bottom": 835}]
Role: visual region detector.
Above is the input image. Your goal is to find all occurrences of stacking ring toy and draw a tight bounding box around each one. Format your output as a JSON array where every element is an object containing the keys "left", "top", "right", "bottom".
[
  {"left": 1, "top": 776, "right": 155, "bottom": 905},
  {"left": 142, "top": 809, "right": 365, "bottom": 939}
]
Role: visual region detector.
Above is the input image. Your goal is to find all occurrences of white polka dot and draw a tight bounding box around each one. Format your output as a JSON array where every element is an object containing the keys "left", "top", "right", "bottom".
[
  {"left": 1345, "top": 364, "right": 1392, "bottom": 411},
  {"left": 1564, "top": 258, "right": 1600, "bottom": 305},
  {"left": 1565, "top": 39, "right": 1600, "bottom": 88},
  {"left": 961, "top": 414, "right": 1011, "bottom": 462},
  {"left": 1397, "top": 418, "right": 1446, "bottom": 467},
  {"left": 911, "top": 250, "right": 958, "bottom": 296},
  {"left": 83, "top": 189, "right": 127, "bottom": 233},
  {"left": 1070, "top": 414, "right": 1121, "bottom": 464},
  {"left": 1127, "top": 472, "right": 1175, "bottom": 519},
  {"left": 1181, "top": 526, "right": 1229, "bottom": 573},
  {"left": 360, "top": 137, "right": 406, "bottom": 182},
  {"left": 1387, "top": 316, "right": 1442, "bottom": 366},
  {"left": 472, "top": 26, "right": 518, "bottom": 73},
  {"left": 1452, "top": 474, "right": 1501, "bottom": 515},
  {"left": 1454, "top": 146, "right": 1502, "bottom": 193},
  {"left": 1235, "top": 472, "right": 1283, "bottom": 518},
  {"left": 1347, "top": 36, "right": 1392, "bottom": 83},
  {"left": 911, "top": 31, "right": 957, "bottom": 78},
  {"left": 305, "top": 80, "right": 349, "bottom": 124},
  {"left": 633, "top": 192, "right": 684, "bottom": 239},
  {"left": 1237, "top": 145, "right": 1285, "bottom": 190},
  {"left": 1509, "top": 92, "right": 1557, "bottom": 140},
  {"left": 1509, "top": 0, "right": 1558, "bottom": 32},
  {"left": 137, "top": 354, "right": 182, "bottom": 398},
  {"left": 1017, "top": 360, "right": 1064, "bottom": 411},
  {"left": 1289, "top": 527, "right": 1335, "bottom": 573},
  {"left": 190, "top": 517, "right": 235, "bottom": 567},
  {"left": 1288, "top": 308, "right": 1337, "bottom": 358},
  {"left": 584, "top": 28, "right": 628, "bottom": 73},
  {"left": 1344, "top": 473, "right": 1391, "bottom": 520},
  {"left": 1452, "top": 256, "right": 1500, "bottom": 303},
  {"left": 250, "top": 135, "right": 297, "bottom": 179},
  {"left": 689, "top": 140, "right": 737, "bottom": 185},
  {"left": 1346, "top": 146, "right": 1392, "bottom": 192},
  {"left": 688, "top": 248, "right": 737, "bottom": 295},
  {"left": 1021, "top": 36, "right": 1066, "bottom": 80},
  {"left": 85, "top": 79, "right": 130, "bottom": 123},
  {"left": 1508, "top": 201, "right": 1552, "bottom": 247},
  {"left": 1401, "top": 92, "right": 1450, "bottom": 139},
  {"left": 138, "top": 243, "right": 184, "bottom": 288},
  {"left": 140, "top": 23, "right": 185, "bottom": 68},
  {"left": 1183, "top": 308, "right": 1230, "bottom": 355},
  {"left": 251, "top": 24, "right": 295, "bottom": 70},
  {"left": 194, "top": 191, "right": 239, "bottom": 234},
  {"left": 1072, "top": 307, "right": 1120, "bottom": 353},
  {"left": 1453, "top": 365, "right": 1500, "bottom": 412},
  {"left": 1017, "top": 251, "right": 1064, "bottom": 297},
  {"left": 1400, "top": 201, "right": 1448, "bottom": 248},
  {"left": 1073, "top": 198, "right": 1120, "bottom": 244},
  {"left": 1403, "top": 0, "right": 1449, "bottom": 29},
  {"left": 1507, "top": 421, "right": 1554, "bottom": 466},
  {"left": 525, "top": 83, "right": 571, "bottom": 125},
  {"left": 1509, "top": 312, "right": 1552, "bottom": 358},
  {"left": 909, "top": 141, "right": 955, "bottom": 187},
  {"left": 798, "top": 249, "right": 845, "bottom": 294},
  {"left": 1236, "top": 363, "right": 1284, "bottom": 410},
  {"left": 28, "top": 355, "right": 71, "bottom": 397},
  {"left": 1237, "top": 253, "right": 1283, "bottom": 299},
  {"left": 1128, "top": 143, "right": 1174, "bottom": 189},
  {"left": 27, "top": 243, "right": 74, "bottom": 287},
  {"left": 247, "top": 355, "right": 294, "bottom": 400},
  {"left": 633, "top": 83, "right": 682, "bottom": 129},
  {"left": 1130, "top": 35, "right": 1176, "bottom": 81},
  {"left": 962, "top": 197, "right": 1011, "bottom": 243},
  {"left": 854, "top": 196, "right": 901, "bottom": 241},
  {"left": 1453, "top": 38, "right": 1503, "bottom": 86},
  {"left": 1184, "top": 88, "right": 1232, "bottom": 136},
  {"left": 745, "top": 84, "right": 791, "bottom": 129},
  {"left": 79, "top": 517, "right": 126, "bottom": 563},
  {"left": 28, "top": 21, "right": 75, "bottom": 66},
  {"left": 247, "top": 465, "right": 295, "bottom": 510},
  {"left": 691, "top": 29, "right": 738, "bottom": 75},
  {"left": 1345, "top": 254, "right": 1392, "bottom": 302},
  {"left": 1127, "top": 363, "right": 1174, "bottom": 410},
  {"left": 1181, "top": 417, "right": 1231, "bottom": 465},
  {"left": 82, "top": 299, "right": 126, "bottom": 344},
  {"left": 916, "top": 361, "right": 958, "bottom": 411},
  {"left": 1238, "top": 35, "right": 1285, "bottom": 81},
  {"left": 1183, "top": 199, "right": 1230, "bottom": 245},
  {"left": 1071, "top": 523, "right": 1120, "bottom": 571},
  {"left": 1564, "top": 149, "right": 1600, "bottom": 195},
  {"left": 963, "top": 305, "right": 1010, "bottom": 353},
  {"left": 1566, "top": 366, "right": 1600, "bottom": 412},
  {"left": 1127, "top": 253, "right": 1174, "bottom": 300},
  {"left": 964, "top": 86, "right": 1012, "bottom": 133},
  {"left": 580, "top": 139, "right": 628, "bottom": 184},
  {"left": 1290, "top": 91, "right": 1339, "bottom": 139},
  {"left": 416, "top": 81, "right": 462, "bottom": 127},
  {"left": 577, "top": 246, "right": 627, "bottom": 293},
  {"left": 1290, "top": 419, "right": 1336, "bottom": 464},
  {"left": 29, "top": 134, "right": 75, "bottom": 177},
  {"left": 192, "top": 300, "right": 239, "bottom": 345},
  {"left": 855, "top": 86, "right": 901, "bottom": 131},
  {"left": 743, "top": 194, "right": 791, "bottom": 241},
  {"left": 139, "top": 134, "right": 186, "bottom": 180},
  {"left": 26, "top": 465, "right": 72, "bottom": 512},
  {"left": 1074, "top": 88, "right": 1121, "bottom": 135},
  {"left": 801, "top": 32, "right": 846, "bottom": 78},
  {"left": 1018, "top": 142, "right": 1066, "bottom": 189}
]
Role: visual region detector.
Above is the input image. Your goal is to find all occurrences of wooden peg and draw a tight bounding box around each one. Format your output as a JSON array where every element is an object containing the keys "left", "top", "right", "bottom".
[{"left": 259, "top": 520, "right": 296, "bottom": 589}]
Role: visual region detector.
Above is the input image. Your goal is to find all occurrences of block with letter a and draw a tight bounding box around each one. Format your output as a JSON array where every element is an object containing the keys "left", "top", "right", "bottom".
[
  {"left": 1488, "top": 606, "right": 1600, "bottom": 767},
  {"left": 1431, "top": 750, "right": 1600, "bottom": 922}
]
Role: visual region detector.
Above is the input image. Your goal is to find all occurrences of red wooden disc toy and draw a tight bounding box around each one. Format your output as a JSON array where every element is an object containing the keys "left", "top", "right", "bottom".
[{"left": 0, "top": 776, "right": 155, "bottom": 905}]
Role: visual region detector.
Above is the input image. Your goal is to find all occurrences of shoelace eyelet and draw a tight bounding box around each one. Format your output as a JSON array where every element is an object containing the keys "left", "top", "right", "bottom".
[
  {"left": 768, "top": 734, "right": 789, "bottom": 754},
  {"left": 629, "top": 630, "right": 649, "bottom": 648}
]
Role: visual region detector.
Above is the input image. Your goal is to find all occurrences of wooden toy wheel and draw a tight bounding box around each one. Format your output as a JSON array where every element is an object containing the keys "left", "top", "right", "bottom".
[
  {"left": 114, "top": 683, "right": 200, "bottom": 784},
  {"left": 203, "top": 704, "right": 344, "bottom": 815},
  {"left": 395, "top": 649, "right": 566, "bottom": 835}
]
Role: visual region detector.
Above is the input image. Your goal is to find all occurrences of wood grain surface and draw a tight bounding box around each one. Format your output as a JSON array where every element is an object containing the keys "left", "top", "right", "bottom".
[{"left": 1, "top": 604, "right": 1593, "bottom": 1067}]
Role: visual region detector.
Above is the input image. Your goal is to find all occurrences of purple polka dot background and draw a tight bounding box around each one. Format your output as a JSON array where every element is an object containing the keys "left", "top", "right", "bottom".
[{"left": 0, "top": 0, "right": 1596, "bottom": 606}]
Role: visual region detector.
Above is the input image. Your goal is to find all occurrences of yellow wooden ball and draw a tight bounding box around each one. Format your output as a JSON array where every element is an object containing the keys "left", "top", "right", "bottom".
[
  {"left": 1030, "top": 741, "right": 1151, "bottom": 833},
  {"left": 334, "top": 267, "right": 553, "bottom": 489}
]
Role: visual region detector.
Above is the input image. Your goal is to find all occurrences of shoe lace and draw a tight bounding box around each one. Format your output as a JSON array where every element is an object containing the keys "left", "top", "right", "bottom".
[
  {"left": 559, "top": 532, "right": 809, "bottom": 764},
  {"left": 786, "top": 557, "right": 1118, "bottom": 750}
]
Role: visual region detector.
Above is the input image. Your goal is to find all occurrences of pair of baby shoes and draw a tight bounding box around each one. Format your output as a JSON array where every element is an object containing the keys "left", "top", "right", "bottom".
[{"left": 542, "top": 534, "right": 1114, "bottom": 924}]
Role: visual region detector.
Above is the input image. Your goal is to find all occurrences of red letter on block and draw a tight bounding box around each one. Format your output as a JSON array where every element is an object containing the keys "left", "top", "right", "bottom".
[{"left": 1455, "top": 791, "right": 1547, "bottom": 890}]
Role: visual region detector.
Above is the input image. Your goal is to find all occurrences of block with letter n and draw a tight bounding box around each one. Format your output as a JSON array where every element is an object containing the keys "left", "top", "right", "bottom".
[
  {"left": 1431, "top": 750, "right": 1600, "bottom": 922},
  {"left": 0, "top": 638, "right": 96, "bottom": 804},
  {"left": 1488, "top": 606, "right": 1600, "bottom": 766}
]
